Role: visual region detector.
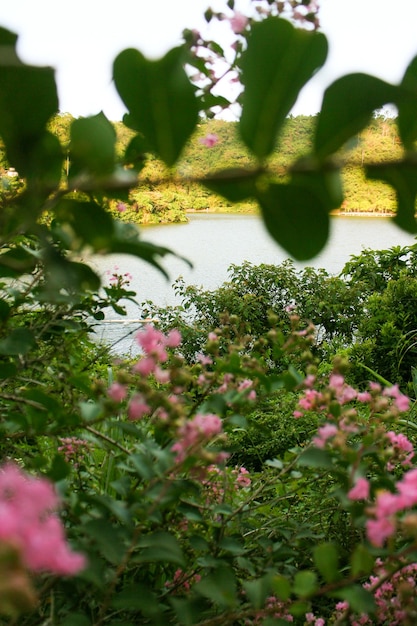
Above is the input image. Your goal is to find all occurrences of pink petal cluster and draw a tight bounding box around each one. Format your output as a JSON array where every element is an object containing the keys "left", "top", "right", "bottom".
[
  {"left": 229, "top": 11, "right": 248, "bottom": 33},
  {"left": 108, "top": 381, "right": 128, "bottom": 402},
  {"left": 199, "top": 133, "right": 218, "bottom": 148},
  {"left": 366, "top": 469, "right": 417, "bottom": 546},
  {"left": 128, "top": 394, "right": 150, "bottom": 420},
  {"left": 383, "top": 384, "right": 410, "bottom": 412},
  {"left": 386, "top": 430, "right": 414, "bottom": 469},
  {"left": 133, "top": 326, "right": 182, "bottom": 378},
  {"left": 348, "top": 477, "right": 370, "bottom": 501},
  {"left": 0, "top": 463, "right": 86, "bottom": 575},
  {"left": 58, "top": 437, "right": 90, "bottom": 466},
  {"left": 234, "top": 466, "right": 251, "bottom": 488},
  {"left": 171, "top": 413, "right": 223, "bottom": 462},
  {"left": 313, "top": 423, "right": 338, "bottom": 448}
]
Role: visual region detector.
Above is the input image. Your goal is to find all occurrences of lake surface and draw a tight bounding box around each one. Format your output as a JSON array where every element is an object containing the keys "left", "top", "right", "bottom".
[{"left": 88, "top": 213, "right": 417, "bottom": 353}]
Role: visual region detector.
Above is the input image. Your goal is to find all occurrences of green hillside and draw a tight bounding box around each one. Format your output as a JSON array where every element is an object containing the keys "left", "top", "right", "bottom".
[{"left": 0, "top": 113, "right": 402, "bottom": 224}]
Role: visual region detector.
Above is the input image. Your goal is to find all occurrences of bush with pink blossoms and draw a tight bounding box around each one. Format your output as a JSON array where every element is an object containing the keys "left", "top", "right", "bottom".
[{"left": 0, "top": 463, "right": 85, "bottom": 616}]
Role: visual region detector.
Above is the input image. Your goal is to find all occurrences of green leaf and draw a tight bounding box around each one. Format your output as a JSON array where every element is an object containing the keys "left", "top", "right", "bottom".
[
  {"left": 53, "top": 199, "right": 114, "bottom": 250},
  {"left": 137, "top": 532, "right": 185, "bottom": 566},
  {"left": 107, "top": 221, "right": 188, "bottom": 279},
  {"left": 243, "top": 574, "right": 273, "bottom": 610},
  {"left": 113, "top": 46, "right": 199, "bottom": 166},
  {"left": 290, "top": 157, "right": 344, "bottom": 212},
  {"left": 47, "top": 454, "right": 70, "bottom": 481},
  {"left": 331, "top": 585, "right": 376, "bottom": 615},
  {"left": 112, "top": 584, "right": 157, "bottom": 610},
  {"left": 292, "top": 570, "right": 318, "bottom": 598},
  {"left": 201, "top": 168, "right": 260, "bottom": 202},
  {"left": 70, "top": 112, "right": 116, "bottom": 177},
  {"left": 365, "top": 158, "right": 417, "bottom": 233},
  {"left": 298, "top": 446, "right": 334, "bottom": 469},
  {"left": 0, "top": 28, "right": 59, "bottom": 176},
  {"left": 314, "top": 74, "right": 399, "bottom": 158},
  {"left": 84, "top": 519, "right": 128, "bottom": 565},
  {"left": 0, "top": 247, "right": 37, "bottom": 278},
  {"left": 256, "top": 182, "right": 330, "bottom": 260},
  {"left": 0, "top": 328, "right": 36, "bottom": 355},
  {"left": 0, "top": 299, "right": 10, "bottom": 321},
  {"left": 313, "top": 542, "right": 340, "bottom": 583},
  {"left": 240, "top": 17, "right": 327, "bottom": 159},
  {"left": 350, "top": 544, "right": 375, "bottom": 578},
  {"left": 194, "top": 566, "right": 237, "bottom": 608},
  {"left": 271, "top": 575, "right": 291, "bottom": 601},
  {"left": 0, "top": 361, "right": 17, "bottom": 379},
  {"left": 397, "top": 56, "right": 417, "bottom": 149}
]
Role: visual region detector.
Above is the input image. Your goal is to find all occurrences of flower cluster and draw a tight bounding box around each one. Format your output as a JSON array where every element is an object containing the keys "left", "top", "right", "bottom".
[
  {"left": 366, "top": 469, "right": 417, "bottom": 547},
  {"left": 334, "top": 559, "right": 417, "bottom": 625},
  {"left": 0, "top": 463, "right": 86, "bottom": 575},
  {"left": 171, "top": 413, "right": 224, "bottom": 463},
  {"left": 58, "top": 436, "right": 90, "bottom": 467}
]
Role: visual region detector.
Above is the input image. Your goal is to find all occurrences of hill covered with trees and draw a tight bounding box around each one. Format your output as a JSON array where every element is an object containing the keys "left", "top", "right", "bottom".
[{"left": 0, "top": 113, "right": 401, "bottom": 225}]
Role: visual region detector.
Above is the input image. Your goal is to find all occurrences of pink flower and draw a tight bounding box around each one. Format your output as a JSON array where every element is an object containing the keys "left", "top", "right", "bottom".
[
  {"left": 348, "top": 477, "right": 370, "bottom": 501},
  {"left": 197, "top": 353, "right": 213, "bottom": 366},
  {"left": 154, "top": 366, "right": 170, "bottom": 384},
  {"left": 133, "top": 356, "right": 156, "bottom": 377},
  {"left": 235, "top": 466, "right": 251, "bottom": 488},
  {"left": 116, "top": 202, "right": 126, "bottom": 212},
  {"left": 313, "top": 423, "right": 338, "bottom": 448},
  {"left": 136, "top": 326, "right": 168, "bottom": 362},
  {"left": 108, "top": 382, "right": 128, "bottom": 402},
  {"left": 171, "top": 413, "right": 223, "bottom": 462},
  {"left": 0, "top": 463, "right": 85, "bottom": 575},
  {"left": 229, "top": 11, "right": 248, "bottom": 33},
  {"left": 128, "top": 395, "right": 150, "bottom": 420},
  {"left": 383, "top": 384, "right": 410, "bottom": 412},
  {"left": 366, "top": 516, "right": 396, "bottom": 547},
  {"left": 166, "top": 329, "right": 182, "bottom": 348},
  {"left": 199, "top": 134, "right": 218, "bottom": 148}
]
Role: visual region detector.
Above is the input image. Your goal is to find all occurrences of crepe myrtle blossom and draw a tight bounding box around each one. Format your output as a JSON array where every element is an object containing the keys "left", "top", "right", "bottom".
[
  {"left": 108, "top": 381, "right": 128, "bottom": 402},
  {"left": 365, "top": 469, "right": 417, "bottom": 546},
  {"left": 0, "top": 463, "right": 86, "bottom": 575},
  {"left": 348, "top": 477, "right": 370, "bottom": 501},
  {"left": 199, "top": 133, "right": 218, "bottom": 147},
  {"left": 229, "top": 11, "right": 248, "bottom": 33},
  {"left": 135, "top": 326, "right": 181, "bottom": 363},
  {"left": 171, "top": 413, "right": 223, "bottom": 462}
]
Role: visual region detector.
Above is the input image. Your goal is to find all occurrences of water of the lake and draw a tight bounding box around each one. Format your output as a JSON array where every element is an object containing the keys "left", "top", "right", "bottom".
[{"left": 88, "top": 213, "right": 417, "bottom": 354}]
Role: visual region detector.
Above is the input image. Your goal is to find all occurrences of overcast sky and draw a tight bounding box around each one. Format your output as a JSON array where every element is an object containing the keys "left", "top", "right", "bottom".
[{"left": 1, "top": 0, "right": 416, "bottom": 119}]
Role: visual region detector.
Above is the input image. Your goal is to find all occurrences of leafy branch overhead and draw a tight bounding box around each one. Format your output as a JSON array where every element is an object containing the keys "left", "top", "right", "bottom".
[{"left": 1, "top": 13, "right": 417, "bottom": 276}]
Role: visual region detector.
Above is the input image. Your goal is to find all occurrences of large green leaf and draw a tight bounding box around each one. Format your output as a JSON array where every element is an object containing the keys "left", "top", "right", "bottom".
[
  {"left": 113, "top": 46, "right": 199, "bottom": 166},
  {"left": 313, "top": 542, "right": 341, "bottom": 583},
  {"left": 53, "top": 199, "right": 114, "bottom": 250},
  {"left": 256, "top": 182, "right": 329, "bottom": 260},
  {"left": 366, "top": 158, "right": 417, "bottom": 233},
  {"left": 314, "top": 74, "right": 399, "bottom": 158},
  {"left": 239, "top": 17, "right": 328, "bottom": 160},
  {"left": 201, "top": 168, "right": 260, "bottom": 202},
  {"left": 0, "top": 27, "right": 59, "bottom": 176},
  {"left": 194, "top": 566, "right": 237, "bottom": 608},
  {"left": 69, "top": 112, "right": 116, "bottom": 178},
  {"left": 397, "top": 56, "right": 417, "bottom": 149},
  {"left": 136, "top": 532, "right": 185, "bottom": 566},
  {"left": 331, "top": 585, "right": 376, "bottom": 615},
  {"left": 290, "top": 157, "right": 344, "bottom": 212},
  {"left": 0, "top": 328, "right": 36, "bottom": 355},
  {"left": 108, "top": 221, "right": 190, "bottom": 278}
]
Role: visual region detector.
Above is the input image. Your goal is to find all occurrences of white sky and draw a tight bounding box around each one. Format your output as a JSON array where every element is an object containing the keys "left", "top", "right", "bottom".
[{"left": 0, "top": 0, "right": 417, "bottom": 120}]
